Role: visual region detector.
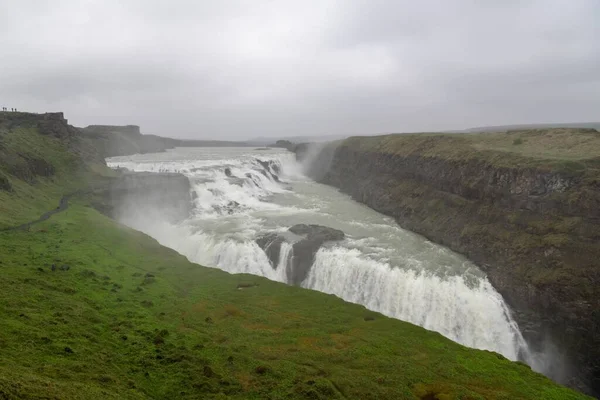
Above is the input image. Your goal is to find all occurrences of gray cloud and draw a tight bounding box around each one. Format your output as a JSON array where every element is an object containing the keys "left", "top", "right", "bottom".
[{"left": 0, "top": 0, "right": 598, "bottom": 139}]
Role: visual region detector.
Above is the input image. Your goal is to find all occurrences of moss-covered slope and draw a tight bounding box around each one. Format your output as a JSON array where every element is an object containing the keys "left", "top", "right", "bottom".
[{"left": 0, "top": 113, "right": 590, "bottom": 399}]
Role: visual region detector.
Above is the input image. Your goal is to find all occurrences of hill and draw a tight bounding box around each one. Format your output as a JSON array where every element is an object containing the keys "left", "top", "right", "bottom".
[{"left": 0, "top": 111, "right": 590, "bottom": 399}]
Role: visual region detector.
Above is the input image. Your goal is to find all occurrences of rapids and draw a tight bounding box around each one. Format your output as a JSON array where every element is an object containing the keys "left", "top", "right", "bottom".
[{"left": 107, "top": 147, "right": 547, "bottom": 372}]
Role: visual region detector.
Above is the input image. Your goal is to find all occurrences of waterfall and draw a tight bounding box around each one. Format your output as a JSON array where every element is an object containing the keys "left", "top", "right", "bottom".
[{"left": 106, "top": 147, "right": 545, "bottom": 373}]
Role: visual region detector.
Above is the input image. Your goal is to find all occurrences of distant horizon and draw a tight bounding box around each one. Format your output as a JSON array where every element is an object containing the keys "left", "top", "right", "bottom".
[
  {"left": 2, "top": 1, "right": 598, "bottom": 140},
  {"left": 5, "top": 108, "right": 599, "bottom": 142}
]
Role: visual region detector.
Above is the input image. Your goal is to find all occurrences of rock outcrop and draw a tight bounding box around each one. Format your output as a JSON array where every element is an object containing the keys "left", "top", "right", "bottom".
[
  {"left": 304, "top": 130, "right": 600, "bottom": 395},
  {"left": 0, "top": 111, "right": 78, "bottom": 139},
  {"left": 256, "top": 224, "right": 345, "bottom": 285}
]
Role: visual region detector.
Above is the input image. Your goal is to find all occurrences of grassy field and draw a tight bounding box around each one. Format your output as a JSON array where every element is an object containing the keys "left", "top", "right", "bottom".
[
  {"left": 344, "top": 128, "right": 600, "bottom": 173},
  {"left": 0, "top": 114, "right": 591, "bottom": 399},
  {"left": 0, "top": 205, "right": 590, "bottom": 400}
]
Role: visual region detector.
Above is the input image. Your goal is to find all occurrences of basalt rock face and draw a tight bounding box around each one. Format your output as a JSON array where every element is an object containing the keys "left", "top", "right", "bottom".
[
  {"left": 0, "top": 111, "right": 77, "bottom": 139},
  {"left": 256, "top": 224, "right": 345, "bottom": 285},
  {"left": 108, "top": 172, "right": 193, "bottom": 223},
  {"left": 308, "top": 135, "right": 600, "bottom": 395}
]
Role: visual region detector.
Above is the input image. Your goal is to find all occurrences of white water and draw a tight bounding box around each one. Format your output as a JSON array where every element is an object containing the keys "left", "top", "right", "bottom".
[{"left": 107, "top": 147, "right": 545, "bottom": 370}]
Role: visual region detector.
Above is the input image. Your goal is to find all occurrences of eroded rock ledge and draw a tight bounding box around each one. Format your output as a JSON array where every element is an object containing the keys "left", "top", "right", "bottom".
[{"left": 256, "top": 224, "right": 345, "bottom": 285}]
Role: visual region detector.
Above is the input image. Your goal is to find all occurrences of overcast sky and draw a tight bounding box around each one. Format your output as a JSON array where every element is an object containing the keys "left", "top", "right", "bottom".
[{"left": 1, "top": 1, "right": 599, "bottom": 139}]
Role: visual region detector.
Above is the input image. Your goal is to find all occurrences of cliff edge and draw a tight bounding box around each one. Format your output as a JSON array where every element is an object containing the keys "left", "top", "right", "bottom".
[{"left": 308, "top": 128, "right": 600, "bottom": 395}]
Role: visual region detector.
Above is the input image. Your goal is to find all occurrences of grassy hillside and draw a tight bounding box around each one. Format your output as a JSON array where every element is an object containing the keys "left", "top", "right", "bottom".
[
  {"left": 0, "top": 113, "right": 113, "bottom": 229},
  {"left": 454, "top": 122, "right": 600, "bottom": 133},
  {"left": 0, "top": 113, "right": 590, "bottom": 399},
  {"left": 345, "top": 128, "right": 600, "bottom": 175}
]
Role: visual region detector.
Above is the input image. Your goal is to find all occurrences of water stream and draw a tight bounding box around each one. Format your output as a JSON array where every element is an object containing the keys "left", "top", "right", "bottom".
[{"left": 107, "top": 147, "right": 545, "bottom": 371}]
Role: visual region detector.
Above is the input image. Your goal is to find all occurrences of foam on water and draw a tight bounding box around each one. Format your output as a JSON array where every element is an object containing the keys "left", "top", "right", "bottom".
[{"left": 107, "top": 147, "right": 547, "bottom": 373}]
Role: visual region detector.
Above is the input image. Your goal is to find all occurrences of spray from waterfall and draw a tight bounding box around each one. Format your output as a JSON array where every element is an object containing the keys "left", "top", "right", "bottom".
[{"left": 107, "top": 146, "right": 552, "bottom": 377}]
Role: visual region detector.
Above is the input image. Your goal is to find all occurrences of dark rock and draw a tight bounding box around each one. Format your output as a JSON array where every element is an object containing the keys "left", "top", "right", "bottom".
[
  {"left": 213, "top": 200, "right": 241, "bottom": 215},
  {"left": 224, "top": 168, "right": 233, "bottom": 177},
  {"left": 227, "top": 177, "right": 245, "bottom": 187},
  {"left": 256, "top": 159, "right": 281, "bottom": 181},
  {"left": 256, "top": 233, "right": 285, "bottom": 268},
  {"left": 256, "top": 224, "right": 344, "bottom": 285},
  {"left": 236, "top": 282, "right": 258, "bottom": 289},
  {"left": 311, "top": 134, "right": 600, "bottom": 395},
  {"left": 289, "top": 224, "right": 344, "bottom": 241}
]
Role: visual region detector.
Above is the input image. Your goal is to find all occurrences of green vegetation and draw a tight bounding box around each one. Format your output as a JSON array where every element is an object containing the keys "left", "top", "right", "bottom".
[
  {"left": 0, "top": 113, "right": 590, "bottom": 399},
  {"left": 345, "top": 128, "right": 600, "bottom": 173}
]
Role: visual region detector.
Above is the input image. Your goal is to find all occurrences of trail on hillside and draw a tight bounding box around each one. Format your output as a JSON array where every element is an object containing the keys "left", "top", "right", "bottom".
[{"left": 0, "top": 193, "right": 76, "bottom": 232}]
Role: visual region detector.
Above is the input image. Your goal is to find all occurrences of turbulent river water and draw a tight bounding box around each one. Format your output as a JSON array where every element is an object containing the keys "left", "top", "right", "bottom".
[{"left": 107, "top": 147, "right": 546, "bottom": 372}]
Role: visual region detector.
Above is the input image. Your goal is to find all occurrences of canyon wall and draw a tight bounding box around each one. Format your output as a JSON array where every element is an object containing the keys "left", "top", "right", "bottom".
[{"left": 305, "top": 130, "right": 600, "bottom": 395}]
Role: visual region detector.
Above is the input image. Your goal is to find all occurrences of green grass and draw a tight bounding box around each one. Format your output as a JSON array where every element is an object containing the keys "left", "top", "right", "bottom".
[
  {"left": 344, "top": 128, "right": 600, "bottom": 173},
  {"left": 0, "top": 114, "right": 591, "bottom": 399},
  {"left": 0, "top": 205, "right": 589, "bottom": 399},
  {"left": 0, "top": 122, "right": 113, "bottom": 228}
]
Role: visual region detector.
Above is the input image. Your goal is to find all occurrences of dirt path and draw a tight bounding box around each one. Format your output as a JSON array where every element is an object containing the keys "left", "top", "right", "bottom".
[{"left": 0, "top": 192, "right": 77, "bottom": 232}]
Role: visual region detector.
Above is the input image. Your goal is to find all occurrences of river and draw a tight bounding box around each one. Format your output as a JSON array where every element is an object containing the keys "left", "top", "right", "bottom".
[{"left": 107, "top": 146, "right": 545, "bottom": 371}]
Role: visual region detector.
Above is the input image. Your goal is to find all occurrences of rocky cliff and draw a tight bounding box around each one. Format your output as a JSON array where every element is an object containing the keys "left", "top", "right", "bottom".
[{"left": 305, "top": 129, "right": 600, "bottom": 395}]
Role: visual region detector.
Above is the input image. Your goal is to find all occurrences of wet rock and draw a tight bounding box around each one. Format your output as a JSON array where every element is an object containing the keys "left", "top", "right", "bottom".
[
  {"left": 255, "top": 233, "right": 285, "bottom": 267},
  {"left": 213, "top": 201, "right": 241, "bottom": 215},
  {"left": 224, "top": 167, "right": 233, "bottom": 177},
  {"left": 256, "top": 224, "right": 345, "bottom": 285},
  {"left": 289, "top": 224, "right": 344, "bottom": 241},
  {"left": 255, "top": 159, "right": 282, "bottom": 182},
  {"left": 227, "top": 177, "right": 245, "bottom": 187}
]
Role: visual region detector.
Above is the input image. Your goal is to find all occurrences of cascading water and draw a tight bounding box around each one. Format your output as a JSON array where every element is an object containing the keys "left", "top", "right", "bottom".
[{"left": 107, "top": 146, "right": 545, "bottom": 373}]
